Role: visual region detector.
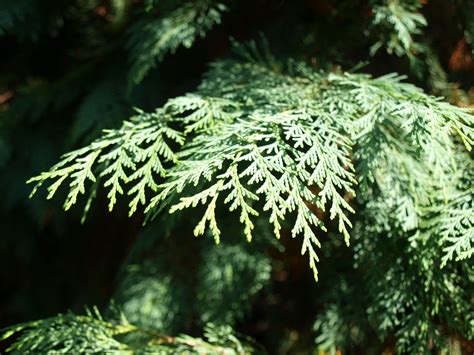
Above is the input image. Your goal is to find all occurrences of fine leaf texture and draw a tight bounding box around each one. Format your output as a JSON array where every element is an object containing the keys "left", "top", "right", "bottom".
[
  {"left": 28, "top": 42, "right": 474, "bottom": 279},
  {"left": 370, "top": 0, "right": 427, "bottom": 57},
  {"left": 0, "top": 308, "right": 252, "bottom": 354},
  {"left": 127, "top": 0, "right": 227, "bottom": 85}
]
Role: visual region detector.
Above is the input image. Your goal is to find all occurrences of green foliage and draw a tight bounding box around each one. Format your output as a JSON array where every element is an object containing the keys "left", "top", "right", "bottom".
[
  {"left": 28, "top": 109, "right": 184, "bottom": 215},
  {"left": 436, "top": 191, "right": 473, "bottom": 264},
  {"left": 313, "top": 108, "right": 473, "bottom": 352},
  {"left": 353, "top": 217, "right": 473, "bottom": 354},
  {"left": 422, "top": 152, "right": 474, "bottom": 266},
  {"left": 1, "top": 308, "right": 129, "bottom": 353},
  {"left": 113, "top": 263, "right": 192, "bottom": 333},
  {"left": 28, "top": 42, "right": 473, "bottom": 280},
  {"left": 108, "top": 218, "right": 272, "bottom": 335},
  {"left": 197, "top": 242, "right": 271, "bottom": 325},
  {"left": 1, "top": 0, "right": 474, "bottom": 353},
  {"left": 370, "top": 0, "right": 427, "bottom": 57},
  {"left": 313, "top": 287, "right": 370, "bottom": 354},
  {"left": 1, "top": 308, "right": 253, "bottom": 354},
  {"left": 127, "top": 0, "right": 227, "bottom": 85},
  {"left": 314, "top": 200, "right": 473, "bottom": 353}
]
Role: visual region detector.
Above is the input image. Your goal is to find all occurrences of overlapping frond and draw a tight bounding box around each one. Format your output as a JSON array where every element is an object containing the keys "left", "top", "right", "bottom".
[
  {"left": 28, "top": 42, "right": 473, "bottom": 278},
  {"left": 3, "top": 0, "right": 474, "bottom": 352},
  {"left": 197, "top": 242, "right": 272, "bottom": 325},
  {"left": 127, "top": 0, "right": 227, "bottom": 85},
  {"left": 438, "top": 191, "right": 474, "bottom": 265},
  {"left": 420, "top": 154, "right": 474, "bottom": 266},
  {"left": 113, "top": 263, "right": 192, "bottom": 333},
  {"left": 0, "top": 308, "right": 251, "bottom": 354},
  {"left": 370, "top": 0, "right": 427, "bottom": 57}
]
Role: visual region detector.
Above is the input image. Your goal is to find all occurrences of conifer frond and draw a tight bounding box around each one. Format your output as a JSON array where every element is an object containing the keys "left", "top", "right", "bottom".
[
  {"left": 28, "top": 42, "right": 473, "bottom": 278},
  {"left": 421, "top": 155, "right": 474, "bottom": 266},
  {"left": 147, "top": 111, "right": 355, "bottom": 279},
  {"left": 438, "top": 192, "right": 474, "bottom": 265},
  {"left": 165, "top": 95, "right": 238, "bottom": 133},
  {"left": 114, "top": 263, "right": 192, "bottom": 333},
  {"left": 315, "top": 179, "right": 474, "bottom": 354},
  {"left": 0, "top": 307, "right": 130, "bottom": 353},
  {"left": 370, "top": 0, "right": 427, "bottom": 57},
  {"left": 127, "top": 0, "right": 227, "bottom": 85},
  {"left": 0, "top": 308, "right": 252, "bottom": 354},
  {"left": 27, "top": 109, "right": 184, "bottom": 214},
  {"left": 197, "top": 243, "right": 271, "bottom": 325},
  {"left": 4, "top": 1, "right": 474, "bottom": 353}
]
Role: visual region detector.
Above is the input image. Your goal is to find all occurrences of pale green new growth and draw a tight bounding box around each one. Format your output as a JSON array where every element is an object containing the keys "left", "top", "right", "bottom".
[
  {"left": 28, "top": 42, "right": 474, "bottom": 279},
  {"left": 439, "top": 192, "right": 474, "bottom": 265},
  {"left": 422, "top": 156, "right": 474, "bottom": 267},
  {"left": 28, "top": 109, "right": 184, "bottom": 215}
]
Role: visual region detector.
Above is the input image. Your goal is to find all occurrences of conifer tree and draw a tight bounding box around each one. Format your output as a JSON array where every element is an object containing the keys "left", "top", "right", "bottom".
[{"left": 0, "top": 0, "right": 473, "bottom": 353}]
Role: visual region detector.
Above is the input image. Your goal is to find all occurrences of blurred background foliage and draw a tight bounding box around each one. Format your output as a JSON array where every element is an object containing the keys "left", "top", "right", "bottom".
[{"left": 0, "top": 0, "right": 473, "bottom": 353}]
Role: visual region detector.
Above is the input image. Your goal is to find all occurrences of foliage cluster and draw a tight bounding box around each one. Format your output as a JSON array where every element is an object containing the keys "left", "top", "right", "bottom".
[{"left": 0, "top": 0, "right": 473, "bottom": 353}]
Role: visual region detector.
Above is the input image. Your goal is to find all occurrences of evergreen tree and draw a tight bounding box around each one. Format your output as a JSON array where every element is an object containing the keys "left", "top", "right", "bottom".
[{"left": 0, "top": 0, "right": 473, "bottom": 353}]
